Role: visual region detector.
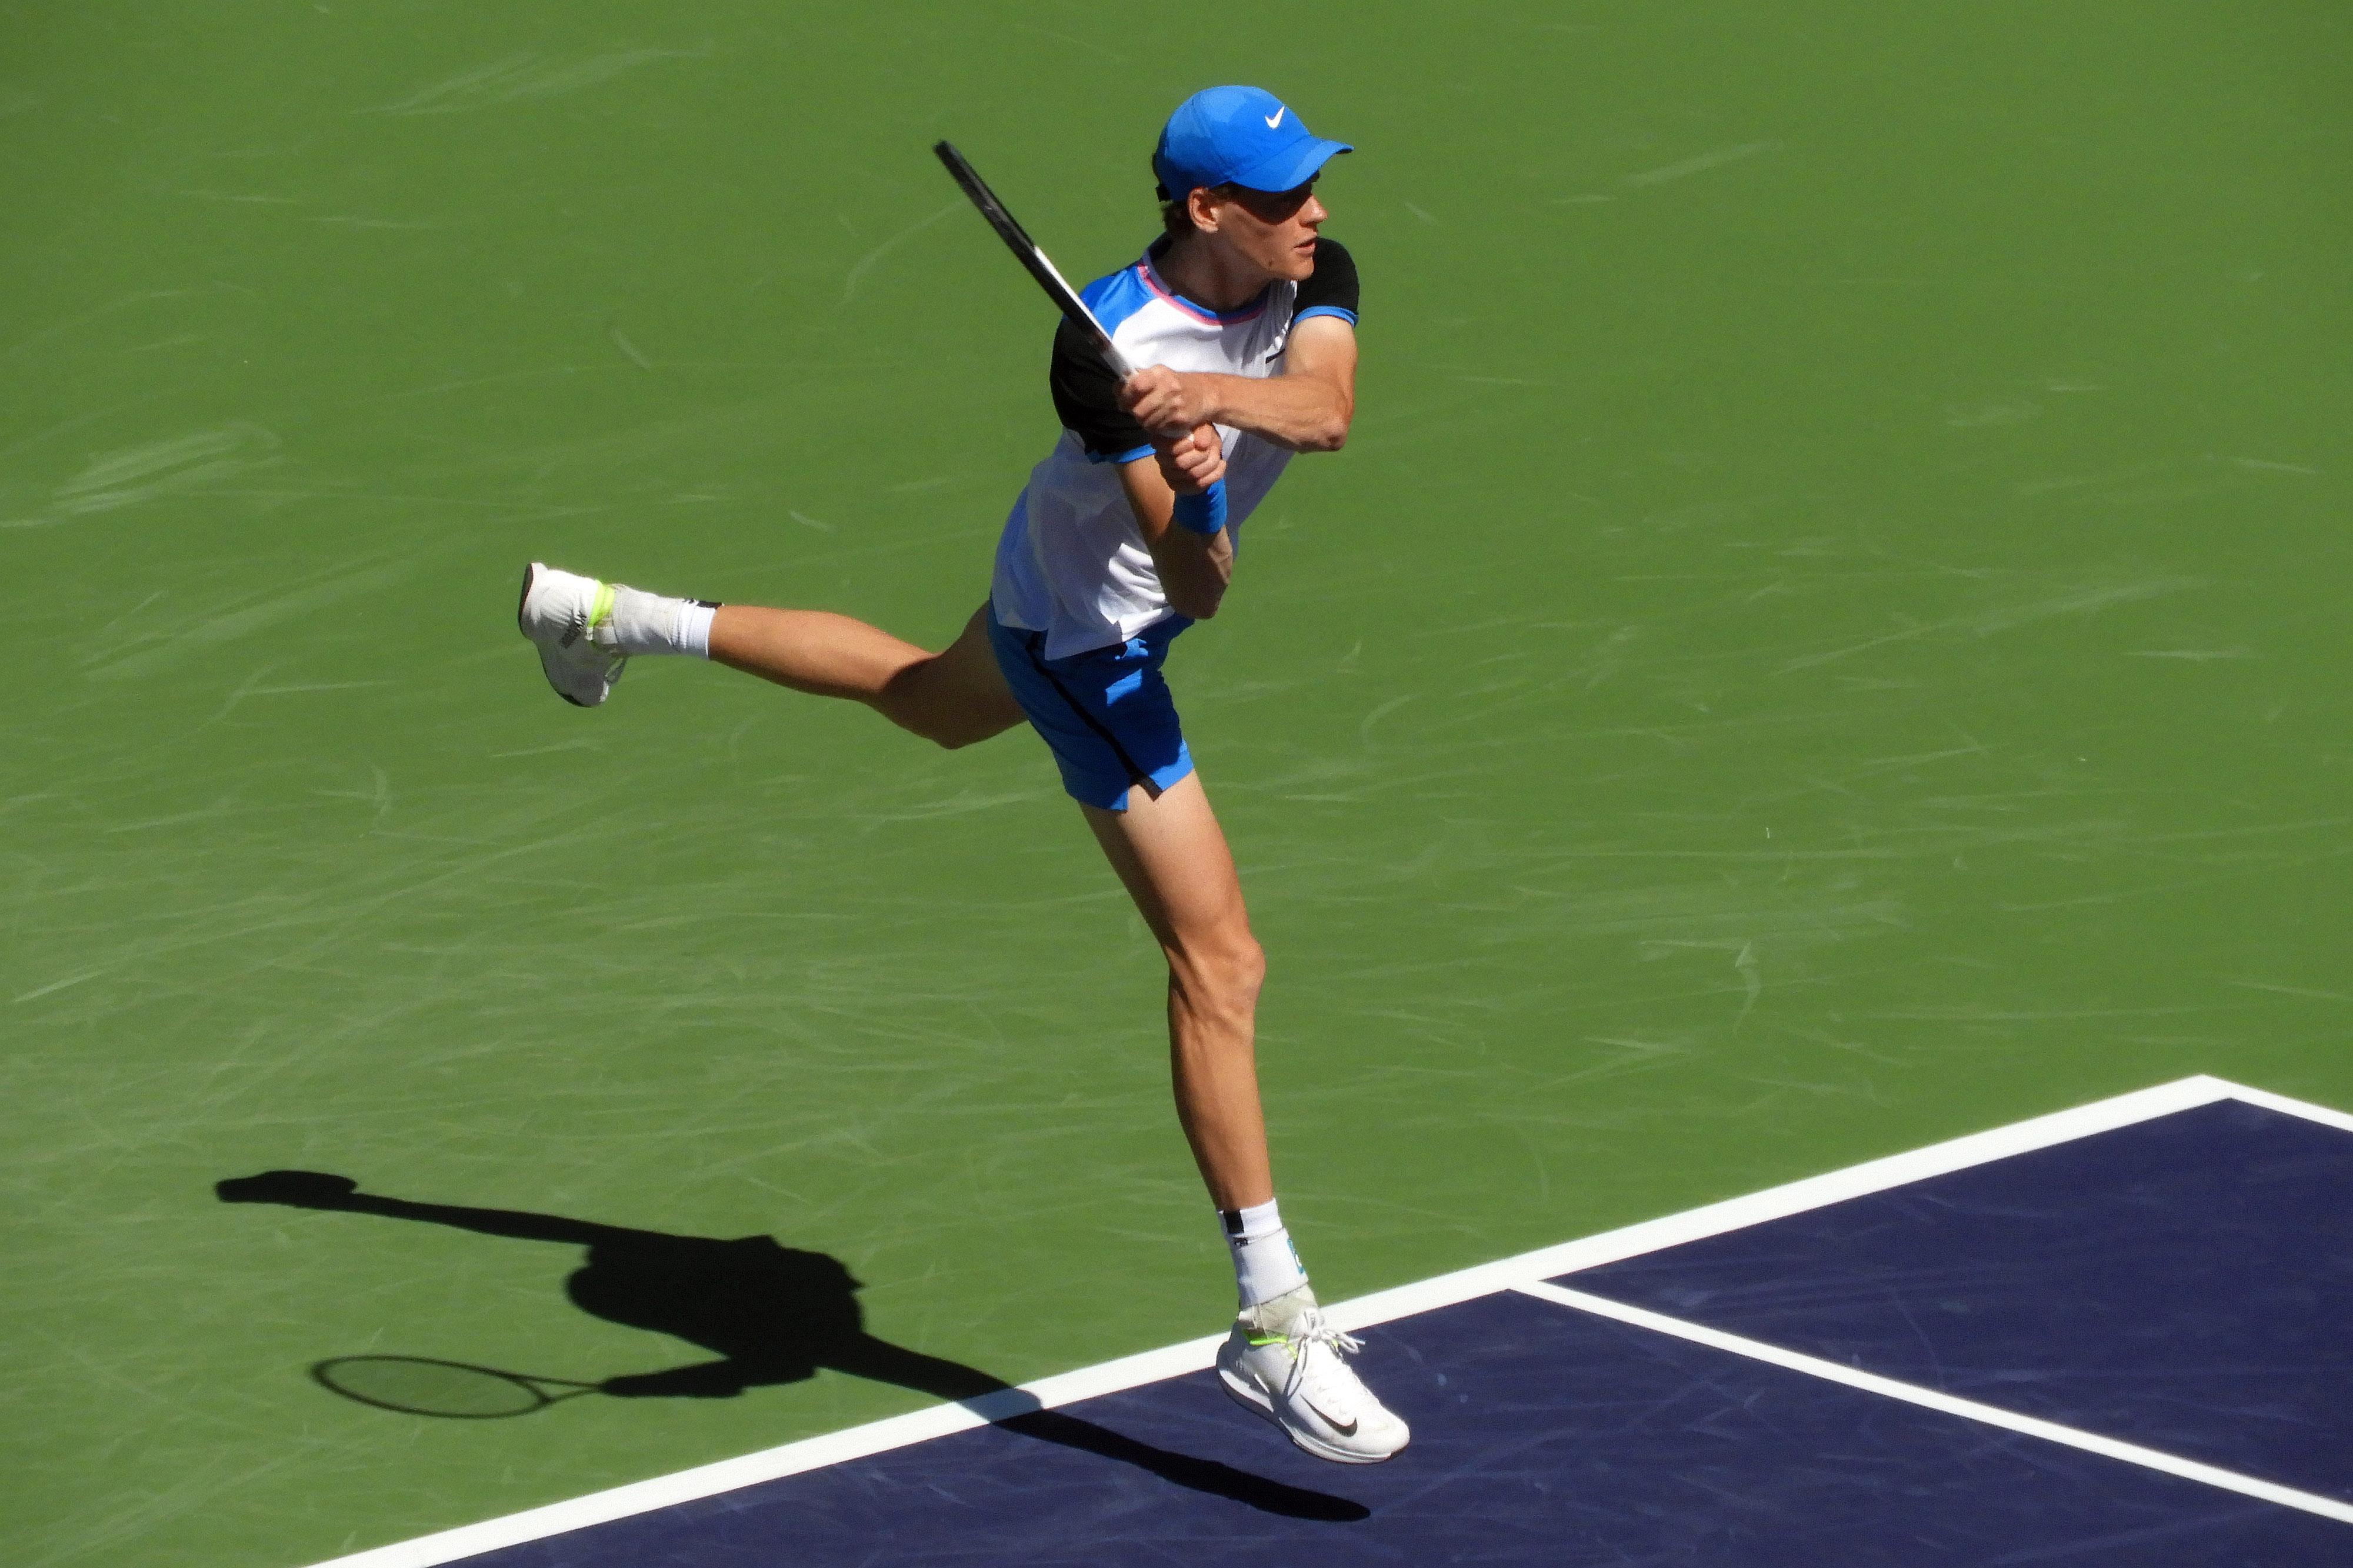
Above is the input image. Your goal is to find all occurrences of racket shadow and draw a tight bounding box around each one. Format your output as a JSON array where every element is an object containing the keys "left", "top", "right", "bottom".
[
  {"left": 219, "top": 1169, "right": 1367, "bottom": 1523},
  {"left": 312, "top": 1353, "right": 600, "bottom": 1417}
]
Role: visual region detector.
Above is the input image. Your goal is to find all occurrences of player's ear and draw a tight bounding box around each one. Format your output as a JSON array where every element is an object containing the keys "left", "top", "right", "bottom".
[{"left": 1185, "top": 184, "right": 1225, "bottom": 236}]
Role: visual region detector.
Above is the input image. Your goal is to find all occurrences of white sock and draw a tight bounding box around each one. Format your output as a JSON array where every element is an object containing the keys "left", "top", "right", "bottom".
[
  {"left": 598, "top": 585, "right": 717, "bottom": 658},
  {"left": 1221, "top": 1198, "right": 1308, "bottom": 1311},
  {"left": 676, "top": 598, "right": 716, "bottom": 658}
]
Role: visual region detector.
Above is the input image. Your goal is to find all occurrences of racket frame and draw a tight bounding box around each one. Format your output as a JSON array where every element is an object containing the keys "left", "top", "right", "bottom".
[{"left": 932, "top": 140, "right": 1137, "bottom": 379}]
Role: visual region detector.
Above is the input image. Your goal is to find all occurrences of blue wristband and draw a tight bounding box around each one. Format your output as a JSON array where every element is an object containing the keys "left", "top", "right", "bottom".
[{"left": 1171, "top": 480, "right": 1228, "bottom": 536}]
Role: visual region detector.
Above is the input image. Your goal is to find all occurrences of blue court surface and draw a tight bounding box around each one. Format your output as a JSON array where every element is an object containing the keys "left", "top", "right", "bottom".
[{"left": 322, "top": 1077, "right": 2353, "bottom": 1567}]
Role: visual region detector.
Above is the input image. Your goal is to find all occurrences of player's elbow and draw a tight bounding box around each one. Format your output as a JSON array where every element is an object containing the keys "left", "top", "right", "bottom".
[
  {"left": 1169, "top": 587, "right": 1224, "bottom": 620},
  {"left": 1299, "top": 396, "right": 1352, "bottom": 452},
  {"left": 1167, "top": 567, "right": 1228, "bottom": 619},
  {"left": 1275, "top": 419, "right": 1347, "bottom": 455}
]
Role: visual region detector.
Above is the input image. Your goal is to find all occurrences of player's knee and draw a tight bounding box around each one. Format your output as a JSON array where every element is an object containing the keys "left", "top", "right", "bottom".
[
  {"left": 926, "top": 720, "right": 981, "bottom": 750},
  {"left": 1230, "top": 936, "right": 1267, "bottom": 1002},
  {"left": 888, "top": 708, "right": 963, "bottom": 749},
  {"left": 1178, "top": 931, "right": 1264, "bottom": 1013},
  {"left": 922, "top": 709, "right": 1020, "bottom": 750},
  {"left": 881, "top": 653, "right": 1019, "bottom": 751},
  {"left": 881, "top": 664, "right": 975, "bottom": 748}
]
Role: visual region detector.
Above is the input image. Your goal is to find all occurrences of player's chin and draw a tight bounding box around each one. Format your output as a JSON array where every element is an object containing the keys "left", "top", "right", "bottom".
[{"left": 1279, "top": 245, "right": 1318, "bottom": 281}]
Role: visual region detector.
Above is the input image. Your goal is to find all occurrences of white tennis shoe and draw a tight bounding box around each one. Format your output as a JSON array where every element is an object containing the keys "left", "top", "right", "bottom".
[
  {"left": 517, "top": 562, "right": 625, "bottom": 708},
  {"left": 1215, "top": 1285, "right": 1409, "bottom": 1464}
]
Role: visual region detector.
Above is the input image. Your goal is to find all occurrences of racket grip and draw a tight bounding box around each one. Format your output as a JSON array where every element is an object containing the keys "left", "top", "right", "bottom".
[{"left": 1171, "top": 480, "right": 1227, "bottom": 535}]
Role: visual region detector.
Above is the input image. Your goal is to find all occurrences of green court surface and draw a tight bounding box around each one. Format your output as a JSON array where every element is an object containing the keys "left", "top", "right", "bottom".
[{"left": 5, "top": 3, "right": 2348, "bottom": 1563}]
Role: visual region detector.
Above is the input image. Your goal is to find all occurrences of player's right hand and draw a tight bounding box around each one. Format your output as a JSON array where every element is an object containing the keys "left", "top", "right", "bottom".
[
  {"left": 1120, "top": 364, "right": 1211, "bottom": 435},
  {"left": 1156, "top": 423, "right": 1225, "bottom": 495}
]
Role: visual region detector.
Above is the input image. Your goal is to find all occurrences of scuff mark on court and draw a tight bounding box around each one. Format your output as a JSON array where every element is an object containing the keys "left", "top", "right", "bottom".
[{"left": 1622, "top": 142, "right": 1781, "bottom": 188}]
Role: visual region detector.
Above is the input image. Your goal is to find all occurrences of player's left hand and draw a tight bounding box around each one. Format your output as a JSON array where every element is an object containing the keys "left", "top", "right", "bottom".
[
  {"left": 1120, "top": 365, "right": 1211, "bottom": 435},
  {"left": 1155, "top": 423, "right": 1225, "bottom": 494}
]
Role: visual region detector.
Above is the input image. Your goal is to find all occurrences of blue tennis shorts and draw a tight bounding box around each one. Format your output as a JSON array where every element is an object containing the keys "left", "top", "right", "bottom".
[{"left": 986, "top": 606, "right": 1195, "bottom": 812}]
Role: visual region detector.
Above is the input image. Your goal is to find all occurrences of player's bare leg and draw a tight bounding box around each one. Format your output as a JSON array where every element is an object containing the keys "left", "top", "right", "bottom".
[
  {"left": 710, "top": 603, "right": 1023, "bottom": 749},
  {"left": 518, "top": 562, "right": 1020, "bottom": 749},
  {"left": 1082, "top": 772, "right": 1272, "bottom": 1211},
  {"left": 1084, "top": 772, "right": 1408, "bottom": 1462}
]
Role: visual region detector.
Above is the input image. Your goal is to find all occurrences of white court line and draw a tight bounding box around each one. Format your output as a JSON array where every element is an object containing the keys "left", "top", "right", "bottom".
[
  {"left": 304, "top": 1073, "right": 2338, "bottom": 1567},
  {"left": 1322, "top": 1072, "right": 2238, "bottom": 1332},
  {"left": 2215, "top": 1080, "right": 2353, "bottom": 1136},
  {"left": 1514, "top": 1278, "right": 2353, "bottom": 1527}
]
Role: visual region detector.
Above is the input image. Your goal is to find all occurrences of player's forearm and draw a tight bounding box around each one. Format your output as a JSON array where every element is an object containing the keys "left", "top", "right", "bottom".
[
  {"left": 1193, "top": 372, "right": 1351, "bottom": 453},
  {"left": 1116, "top": 429, "right": 1234, "bottom": 620},
  {"left": 1148, "top": 521, "right": 1234, "bottom": 620}
]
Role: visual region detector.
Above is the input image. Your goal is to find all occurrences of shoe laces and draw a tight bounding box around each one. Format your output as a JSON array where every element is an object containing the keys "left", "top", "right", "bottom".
[
  {"left": 1279, "top": 1309, "right": 1367, "bottom": 1405},
  {"left": 1291, "top": 1309, "right": 1362, "bottom": 1357}
]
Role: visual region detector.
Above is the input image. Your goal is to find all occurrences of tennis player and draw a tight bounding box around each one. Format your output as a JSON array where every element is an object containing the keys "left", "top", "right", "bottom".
[{"left": 517, "top": 86, "right": 1405, "bottom": 1463}]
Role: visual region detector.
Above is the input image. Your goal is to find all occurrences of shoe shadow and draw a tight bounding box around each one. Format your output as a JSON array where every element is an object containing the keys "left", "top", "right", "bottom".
[{"left": 216, "top": 1169, "right": 1366, "bottom": 1523}]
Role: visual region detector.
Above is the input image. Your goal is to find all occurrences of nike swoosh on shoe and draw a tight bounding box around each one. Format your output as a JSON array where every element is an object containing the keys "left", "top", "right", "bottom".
[{"left": 1305, "top": 1397, "right": 1357, "bottom": 1436}]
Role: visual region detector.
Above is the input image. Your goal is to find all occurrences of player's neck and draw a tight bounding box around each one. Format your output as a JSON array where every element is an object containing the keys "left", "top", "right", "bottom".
[{"left": 1155, "top": 233, "right": 1273, "bottom": 314}]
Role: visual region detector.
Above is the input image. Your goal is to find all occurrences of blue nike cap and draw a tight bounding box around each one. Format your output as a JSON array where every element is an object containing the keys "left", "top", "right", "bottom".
[{"left": 1152, "top": 85, "right": 1352, "bottom": 199}]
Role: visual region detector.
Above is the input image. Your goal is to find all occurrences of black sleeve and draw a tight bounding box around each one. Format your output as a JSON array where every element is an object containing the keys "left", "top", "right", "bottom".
[
  {"left": 1292, "top": 237, "right": 1359, "bottom": 322},
  {"left": 1049, "top": 316, "right": 1153, "bottom": 461}
]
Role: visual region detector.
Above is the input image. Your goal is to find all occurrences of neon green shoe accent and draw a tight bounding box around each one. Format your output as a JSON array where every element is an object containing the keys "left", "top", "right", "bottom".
[
  {"left": 1247, "top": 1333, "right": 1287, "bottom": 1348},
  {"left": 588, "top": 582, "right": 615, "bottom": 633}
]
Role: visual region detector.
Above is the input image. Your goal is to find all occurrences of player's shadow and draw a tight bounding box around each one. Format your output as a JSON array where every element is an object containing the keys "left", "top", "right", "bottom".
[{"left": 215, "top": 1170, "right": 1366, "bottom": 1523}]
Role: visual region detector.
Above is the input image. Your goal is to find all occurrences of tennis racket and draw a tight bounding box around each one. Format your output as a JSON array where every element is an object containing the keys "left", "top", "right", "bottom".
[
  {"left": 314, "top": 1355, "right": 604, "bottom": 1419},
  {"left": 932, "top": 141, "right": 1136, "bottom": 379}
]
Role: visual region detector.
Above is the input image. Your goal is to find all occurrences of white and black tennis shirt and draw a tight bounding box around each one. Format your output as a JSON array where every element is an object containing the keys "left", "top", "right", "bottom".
[{"left": 989, "top": 236, "right": 1359, "bottom": 659}]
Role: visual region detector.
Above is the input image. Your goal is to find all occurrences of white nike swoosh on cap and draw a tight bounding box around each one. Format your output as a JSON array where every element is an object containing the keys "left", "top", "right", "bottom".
[{"left": 1264, "top": 106, "right": 1285, "bottom": 129}]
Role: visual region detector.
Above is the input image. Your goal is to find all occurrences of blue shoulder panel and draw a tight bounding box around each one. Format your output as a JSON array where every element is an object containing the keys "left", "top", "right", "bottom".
[{"left": 1080, "top": 261, "right": 1154, "bottom": 338}]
